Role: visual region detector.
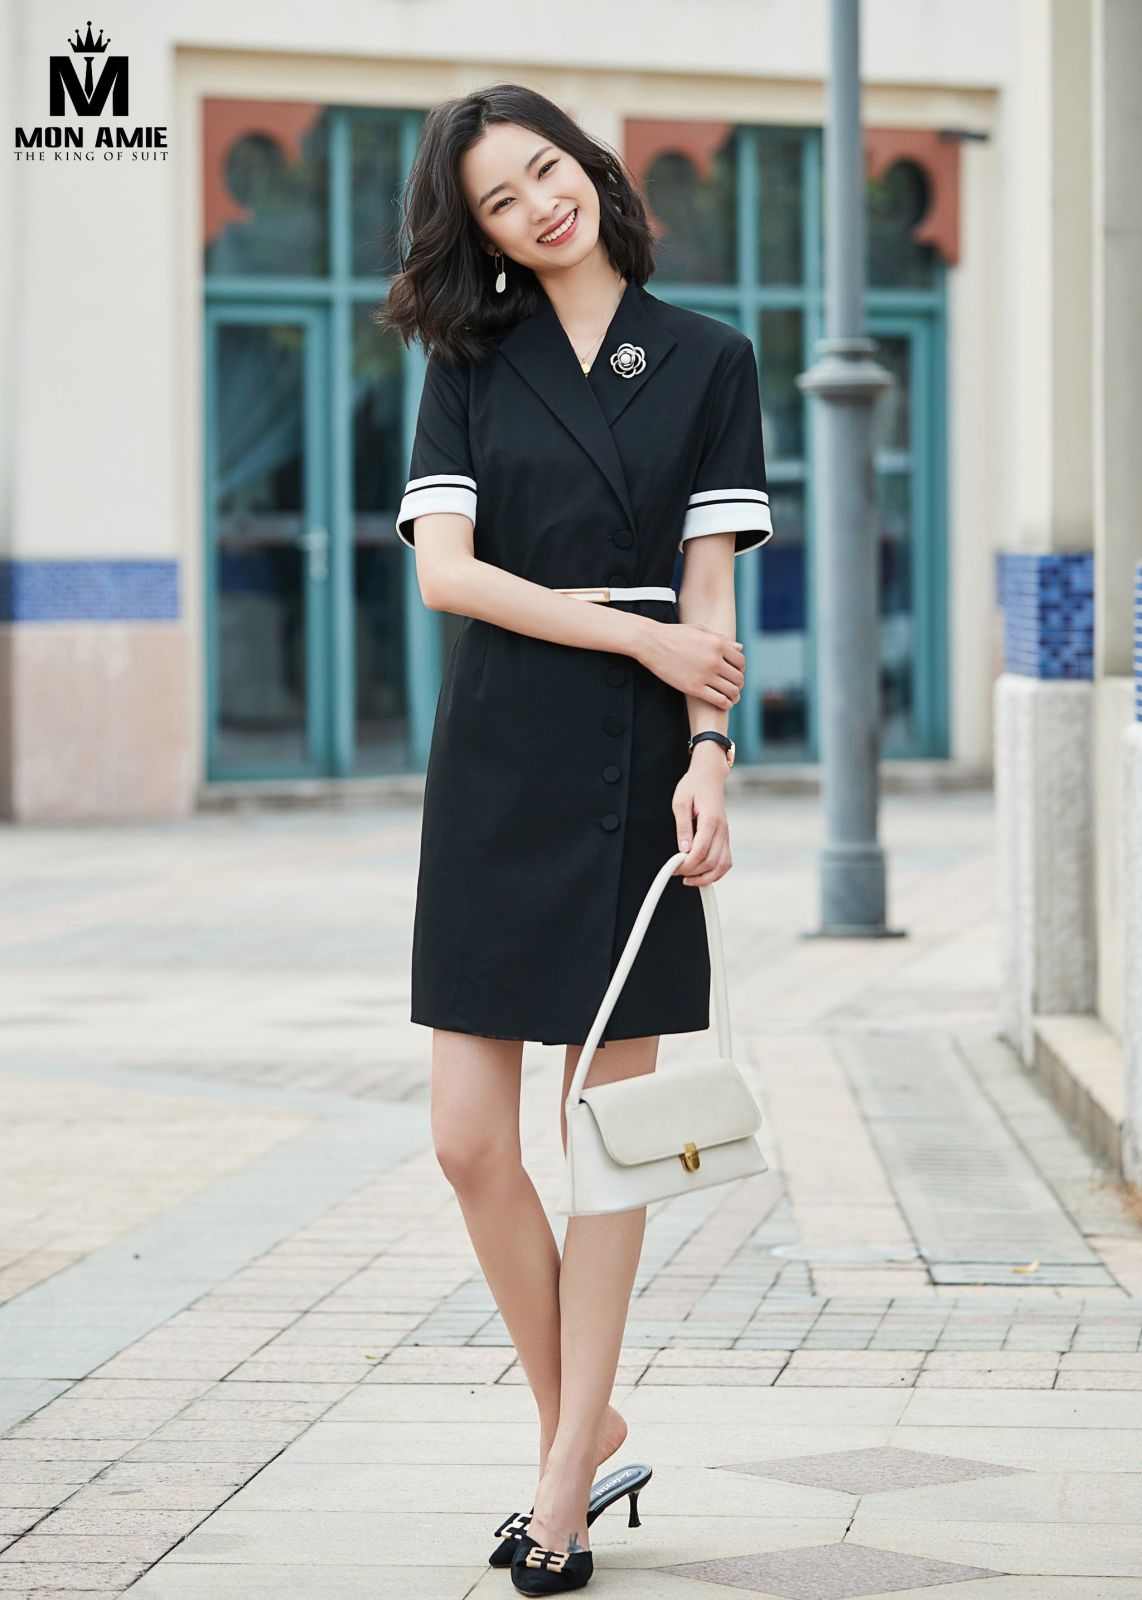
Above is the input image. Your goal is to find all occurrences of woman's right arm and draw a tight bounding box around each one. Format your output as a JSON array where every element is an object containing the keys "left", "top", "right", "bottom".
[{"left": 413, "top": 515, "right": 744, "bottom": 712}]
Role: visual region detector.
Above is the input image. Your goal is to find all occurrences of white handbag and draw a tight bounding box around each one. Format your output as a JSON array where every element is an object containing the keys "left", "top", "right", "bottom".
[{"left": 556, "top": 850, "right": 768, "bottom": 1217}]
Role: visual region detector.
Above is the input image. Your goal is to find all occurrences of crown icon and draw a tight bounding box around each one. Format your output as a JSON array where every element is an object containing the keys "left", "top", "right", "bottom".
[{"left": 68, "top": 20, "right": 109, "bottom": 53}]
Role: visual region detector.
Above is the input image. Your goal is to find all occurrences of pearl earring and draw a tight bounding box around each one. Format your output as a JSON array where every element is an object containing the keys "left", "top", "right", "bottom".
[{"left": 493, "top": 249, "right": 506, "bottom": 294}]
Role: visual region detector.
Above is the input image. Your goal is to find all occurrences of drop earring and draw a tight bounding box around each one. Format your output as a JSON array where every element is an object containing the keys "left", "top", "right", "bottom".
[{"left": 493, "top": 249, "right": 506, "bottom": 294}]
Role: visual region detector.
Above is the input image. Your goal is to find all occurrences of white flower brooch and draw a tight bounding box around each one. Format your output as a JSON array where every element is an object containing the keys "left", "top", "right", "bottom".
[{"left": 610, "top": 342, "right": 646, "bottom": 379}]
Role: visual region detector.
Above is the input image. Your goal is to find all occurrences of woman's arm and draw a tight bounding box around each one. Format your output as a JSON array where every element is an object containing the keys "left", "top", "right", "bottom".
[
  {"left": 670, "top": 530, "right": 738, "bottom": 885},
  {"left": 413, "top": 512, "right": 745, "bottom": 712}
]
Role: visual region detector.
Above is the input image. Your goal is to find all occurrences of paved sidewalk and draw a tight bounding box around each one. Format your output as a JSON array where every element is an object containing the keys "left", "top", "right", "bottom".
[{"left": 1, "top": 790, "right": 1141, "bottom": 1598}]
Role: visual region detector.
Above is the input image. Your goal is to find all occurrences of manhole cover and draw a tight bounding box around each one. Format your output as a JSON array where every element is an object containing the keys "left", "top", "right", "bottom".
[{"left": 770, "top": 1242, "right": 920, "bottom": 1264}]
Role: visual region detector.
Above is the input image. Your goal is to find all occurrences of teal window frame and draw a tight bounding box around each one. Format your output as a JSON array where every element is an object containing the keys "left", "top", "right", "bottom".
[
  {"left": 203, "top": 111, "right": 948, "bottom": 778},
  {"left": 649, "top": 124, "right": 948, "bottom": 761}
]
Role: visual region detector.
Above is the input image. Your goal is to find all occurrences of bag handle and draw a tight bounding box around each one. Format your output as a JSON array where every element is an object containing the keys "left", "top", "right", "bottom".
[{"left": 565, "top": 850, "right": 732, "bottom": 1111}]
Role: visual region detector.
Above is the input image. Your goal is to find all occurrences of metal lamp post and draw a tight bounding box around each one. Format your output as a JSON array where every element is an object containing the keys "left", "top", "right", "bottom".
[{"left": 796, "top": 0, "right": 902, "bottom": 938}]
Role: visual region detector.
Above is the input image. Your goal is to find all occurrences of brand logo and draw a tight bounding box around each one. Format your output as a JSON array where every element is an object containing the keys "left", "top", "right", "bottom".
[{"left": 14, "top": 21, "right": 168, "bottom": 162}]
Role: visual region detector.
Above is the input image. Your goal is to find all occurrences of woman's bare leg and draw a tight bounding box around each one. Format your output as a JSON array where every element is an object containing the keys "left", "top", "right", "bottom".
[
  {"left": 525, "top": 1034, "right": 660, "bottom": 1554},
  {"left": 429, "top": 1028, "right": 627, "bottom": 1477}
]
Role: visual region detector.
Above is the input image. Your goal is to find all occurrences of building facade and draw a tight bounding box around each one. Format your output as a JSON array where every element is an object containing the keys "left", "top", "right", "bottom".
[{"left": 2, "top": 0, "right": 1014, "bottom": 814}]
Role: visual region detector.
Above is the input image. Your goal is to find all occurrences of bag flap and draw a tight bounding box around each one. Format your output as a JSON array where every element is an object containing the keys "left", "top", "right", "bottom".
[{"left": 578, "top": 1058, "right": 762, "bottom": 1166}]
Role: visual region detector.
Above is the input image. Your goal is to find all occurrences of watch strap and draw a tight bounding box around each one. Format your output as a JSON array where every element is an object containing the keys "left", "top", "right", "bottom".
[{"left": 688, "top": 731, "right": 733, "bottom": 758}]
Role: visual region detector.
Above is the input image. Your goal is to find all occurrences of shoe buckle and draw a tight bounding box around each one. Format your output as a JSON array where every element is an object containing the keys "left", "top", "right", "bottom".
[
  {"left": 494, "top": 1511, "right": 532, "bottom": 1540},
  {"left": 525, "top": 1546, "right": 570, "bottom": 1571}
]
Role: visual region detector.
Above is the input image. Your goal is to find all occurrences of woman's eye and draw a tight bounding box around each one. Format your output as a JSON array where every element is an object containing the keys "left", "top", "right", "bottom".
[{"left": 491, "top": 158, "right": 559, "bottom": 213}]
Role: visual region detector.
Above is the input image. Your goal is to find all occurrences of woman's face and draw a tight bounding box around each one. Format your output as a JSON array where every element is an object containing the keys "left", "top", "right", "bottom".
[{"left": 460, "top": 121, "right": 601, "bottom": 275}]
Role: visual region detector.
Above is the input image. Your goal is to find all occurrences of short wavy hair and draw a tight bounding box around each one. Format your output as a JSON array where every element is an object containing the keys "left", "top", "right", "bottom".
[{"left": 376, "top": 82, "right": 657, "bottom": 366}]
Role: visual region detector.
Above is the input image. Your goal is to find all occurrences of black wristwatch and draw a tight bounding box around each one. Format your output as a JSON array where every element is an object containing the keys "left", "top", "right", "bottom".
[{"left": 687, "top": 730, "right": 735, "bottom": 768}]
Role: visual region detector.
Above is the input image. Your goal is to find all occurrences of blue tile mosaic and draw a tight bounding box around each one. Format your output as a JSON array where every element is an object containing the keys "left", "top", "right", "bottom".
[
  {"left": 1134, "top": 559, "right": 1141, "bottom": 722},
  {"left": 0, "top": 560, "right": 180, "bottom": 623},
  {"left": 994, "top": 550, "right": 1094, "bottom": 681}
]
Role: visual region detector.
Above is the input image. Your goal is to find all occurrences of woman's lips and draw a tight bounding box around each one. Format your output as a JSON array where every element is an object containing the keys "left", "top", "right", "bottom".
[{"left": 537, "top": 206, "right": 579, "bottom": 246}]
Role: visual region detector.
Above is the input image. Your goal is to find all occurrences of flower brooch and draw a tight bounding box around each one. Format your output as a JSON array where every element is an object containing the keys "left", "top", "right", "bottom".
[{"left": 610, "top": 342, "right": 646, "bottom": 379}]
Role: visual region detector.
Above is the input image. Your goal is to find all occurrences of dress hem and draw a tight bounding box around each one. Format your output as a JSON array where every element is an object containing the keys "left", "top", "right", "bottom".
[{"left": 409, "top": 1011, "right": 711, "bottom": 1049}]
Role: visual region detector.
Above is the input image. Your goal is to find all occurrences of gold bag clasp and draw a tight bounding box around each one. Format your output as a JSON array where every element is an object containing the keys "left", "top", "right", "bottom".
[{"left": 679, "top": 1141, "right": 701, "bottom": 1172}]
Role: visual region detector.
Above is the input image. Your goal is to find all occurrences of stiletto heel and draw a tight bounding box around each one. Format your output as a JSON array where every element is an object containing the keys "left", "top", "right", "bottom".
[{"left": 488, "top": 1462, "right": 651, "bottom": 1567}]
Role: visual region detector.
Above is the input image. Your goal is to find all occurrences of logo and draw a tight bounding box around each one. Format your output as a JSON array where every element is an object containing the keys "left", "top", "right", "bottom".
[
  {"left": 14, "top": 21, "right": 168, "bottom": 162},
  {"left": 52, "top": 21, "right": 125, "bottom": 118}
]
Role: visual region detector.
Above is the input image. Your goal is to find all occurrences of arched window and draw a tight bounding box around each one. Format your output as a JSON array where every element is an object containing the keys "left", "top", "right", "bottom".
[{"left": 866, "top": 158, "right": 937, "bottom": 289}]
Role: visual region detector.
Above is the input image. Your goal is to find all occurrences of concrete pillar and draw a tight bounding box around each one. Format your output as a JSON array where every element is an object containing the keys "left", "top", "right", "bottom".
[
  {"left": 1095, "top": 4, "right": 1142, "bottom": 1177},
  {"left": 993, "top": 0, "right": 1097, "bottom": 1065}
]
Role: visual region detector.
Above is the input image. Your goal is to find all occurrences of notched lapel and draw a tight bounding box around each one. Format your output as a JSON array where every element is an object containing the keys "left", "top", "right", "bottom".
[
  {"left": 495, "top": 280, "right": 676, "bottom": 532},
  {"left": 589, "top": 282, "right": 677, "bottom": 430}
]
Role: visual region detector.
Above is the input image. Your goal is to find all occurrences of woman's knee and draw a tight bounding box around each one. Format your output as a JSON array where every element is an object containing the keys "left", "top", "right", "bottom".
[{"left": 432, "top": 1121, "right": 524, "bottom": 1195}]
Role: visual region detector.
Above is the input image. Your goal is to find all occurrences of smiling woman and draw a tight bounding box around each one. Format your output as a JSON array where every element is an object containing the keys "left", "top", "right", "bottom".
[
  {"left": 374, "top": 81, "right": 772, "bottom": 1596},
  {"left": 377, "top": 84, "right": 655, "bottom": 365}
]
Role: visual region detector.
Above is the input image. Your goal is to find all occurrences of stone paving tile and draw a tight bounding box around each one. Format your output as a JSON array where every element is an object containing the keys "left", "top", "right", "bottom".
[
  {"left": 652, "top": 1348, "right": 794, "bottom": 1367},
  {"left": 0, "top": 1509, "right": 43, "bottom": 1539},
  {"left": 790, "top": 1350, "right": 927, "bottom": 1368},
  {"left": 0, "top": 1561, "right": 150, "bottom": 1591},
  {"left": 638, "top": 1367, "right": 785, "bottom": 1385},
  {"left": 723, "top": 1444, "right": 1024, "bottom": 1495},
  {"left": 1058, "top": 1352, "right": 1142, "bottom": 1368},
  {"left": 127, "top": 1564, "right": 491, "bottom": 1598},
  {"left": 664, "top": 1540, "right": 1002, "bottom": 1597},
  {"left": 37, "top": 1508, "right": 206, "bottom": 1539},
  {"left": 1054, "top": 1370, "right": 1142, "bottom": 1389},
  {"left": 915, "top": 1368, "right": 1058, "bottom": 1388},
  {"left": 922, "top": 1351, "right": 1060, "bottom": 1370},
  {"left": 225, "top": 1360, "right": 380, "bottom": 1383},
  {"left": 850, "top": 1516, "right": 1142, "bottom": 1579},
  {"left": 777, "top": 1368, "right": 920, "bottom": 1387},
  {"left": 855, "top": 1466, "right": 1142, "bottom": 1525},
  {"left": 1, "top": 1532, "right": 178, "bottom": 1563}
]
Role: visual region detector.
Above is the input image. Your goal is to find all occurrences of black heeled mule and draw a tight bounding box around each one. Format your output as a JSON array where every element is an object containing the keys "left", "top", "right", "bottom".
[
  {"left": 488, "top": 1462, "right": 651, "bottom": 1568},
  {"left": 511, "top": 1533, "right": 593, "bottom": 1594}
]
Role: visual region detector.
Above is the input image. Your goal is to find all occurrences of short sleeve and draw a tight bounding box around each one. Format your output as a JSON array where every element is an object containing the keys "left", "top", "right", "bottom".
[
  {"left": 395, "top": 351, "right": 478, "bottom": 548},
  {"left": 680, "top": 337, "right": 773, "bottom": 557}
]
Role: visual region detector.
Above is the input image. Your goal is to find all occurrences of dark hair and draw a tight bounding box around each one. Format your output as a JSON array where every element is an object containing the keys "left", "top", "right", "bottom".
[{"left": 376, "top": 83, "right": 657, "bottom": 366}]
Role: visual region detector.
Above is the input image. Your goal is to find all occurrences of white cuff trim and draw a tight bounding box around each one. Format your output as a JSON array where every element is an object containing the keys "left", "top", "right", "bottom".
[
  {"left": 396, "top": 474, "right": 477, "bottom": 546},
  {"left": 679, "top": 488, "right": 773, "bottom": 548}
]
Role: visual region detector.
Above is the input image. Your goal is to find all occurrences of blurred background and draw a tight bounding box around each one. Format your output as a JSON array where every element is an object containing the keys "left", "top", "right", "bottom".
[
  {"left": 1, "top": 0, "right": 1138, "bottom": 1167},
  {"left": 1, "top": 8, "right": 1142, "bottom": 1594}
]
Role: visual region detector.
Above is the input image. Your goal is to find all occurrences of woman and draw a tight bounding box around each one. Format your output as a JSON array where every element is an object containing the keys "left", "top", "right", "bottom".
[{"left": 378, "top": 83, "right": 772, "bottom": 1594}]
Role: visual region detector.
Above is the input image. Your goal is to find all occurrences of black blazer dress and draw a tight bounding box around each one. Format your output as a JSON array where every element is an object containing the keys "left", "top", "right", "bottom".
[{"left": 396, "top": 277, "right": 772, "bottom": 1049}]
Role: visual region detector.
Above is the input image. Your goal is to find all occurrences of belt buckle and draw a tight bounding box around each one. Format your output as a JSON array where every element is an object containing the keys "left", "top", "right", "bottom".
[{"left": 554, "top": 585, "right": 611, "bottom": 603}]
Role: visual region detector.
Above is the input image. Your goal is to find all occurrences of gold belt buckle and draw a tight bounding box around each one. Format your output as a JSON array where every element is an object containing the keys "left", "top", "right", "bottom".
[{"left": 553, "top": 585, "right": 611, "bottom": 603}]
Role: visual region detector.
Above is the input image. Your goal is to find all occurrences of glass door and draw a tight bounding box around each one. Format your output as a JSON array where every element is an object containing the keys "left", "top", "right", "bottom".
[
  {"left": 738, "top": 310, "right": 946, "bottom": 763},
  {"left": 867, "top": 312, "right": 946, "bottom": 757},
  {"left": 204, "top": 304, "right": 331, "bottom": 779}
]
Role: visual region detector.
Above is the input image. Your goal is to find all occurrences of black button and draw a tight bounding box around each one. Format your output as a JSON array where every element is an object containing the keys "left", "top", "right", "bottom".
[
  {"left": 603, "top": 715, "right": 624, "bottom": 736},
  {"left": 612, "top": 529, "right": 634, "bottom": 548},
  {"left": 602, "top": 764, "right": 621, "bottom": 783},
  {"left": 605, "top": 667, "right": 627, "bottom": 687},
  {"left": 608, "top": 571, "right": 626, "bottom": 587},
  {"left": 599, "top": 813, "right": 621, "bottom": 832}
]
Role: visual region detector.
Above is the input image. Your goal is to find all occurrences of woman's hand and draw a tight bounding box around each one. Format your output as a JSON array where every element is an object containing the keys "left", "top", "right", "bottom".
[
  {"left": 636, "top": 620, "right": 745, "bottom": 709},
  {"left": 671, "top": 745, "right": 733, "bottom": 886}
]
